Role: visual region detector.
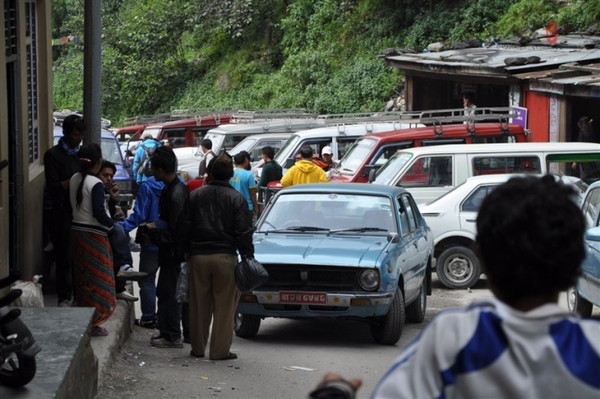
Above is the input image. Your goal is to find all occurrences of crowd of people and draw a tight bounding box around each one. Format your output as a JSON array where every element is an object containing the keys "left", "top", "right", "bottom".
[
  {"left": 42, "top": 117, "right": 333, "bottom": 346},
  {"left": 43, "top": 117, "right": 599, "bottom": 396}
]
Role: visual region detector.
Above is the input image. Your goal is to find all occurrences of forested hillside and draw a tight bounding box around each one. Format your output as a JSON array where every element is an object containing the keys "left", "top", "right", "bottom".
[{"left": 51, "top": 0, "right": 600, "bottom": 125}]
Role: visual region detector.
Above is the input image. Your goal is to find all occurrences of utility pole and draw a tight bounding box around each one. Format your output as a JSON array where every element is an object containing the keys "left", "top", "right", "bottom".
[{"left": 83, "top": 0, "right": 102, "bottom": 145}]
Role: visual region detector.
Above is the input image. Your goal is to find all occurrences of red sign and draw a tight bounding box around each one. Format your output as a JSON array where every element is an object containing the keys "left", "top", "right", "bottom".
[{"left": 280, "top": 292, "right": 327, "bottom": 305}]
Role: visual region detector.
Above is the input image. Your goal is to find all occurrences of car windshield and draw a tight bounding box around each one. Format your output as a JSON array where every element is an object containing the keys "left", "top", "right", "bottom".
[
  {"left": 101, "top": 137, "right": 124, "bottom": 165},
  {"left": 257, "top": 192, "right": 396, "bottom": 234},
  {"left": 338, "top": 138, "right": 376, "bottom": 175},
  {"left": 373, "top": 152, "right": 413, "bottom": 185},
  {"left": 274, "top": 135, "right": 300, "bottom": 166}
]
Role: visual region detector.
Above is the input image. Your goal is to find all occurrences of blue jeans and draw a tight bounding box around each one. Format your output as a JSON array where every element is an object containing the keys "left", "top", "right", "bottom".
[
  {"left": 138, "top": 248, "right": 159, "bottom": 321},
  {"left": 108, "top": 223, "right": 133, "bottom": 293}
]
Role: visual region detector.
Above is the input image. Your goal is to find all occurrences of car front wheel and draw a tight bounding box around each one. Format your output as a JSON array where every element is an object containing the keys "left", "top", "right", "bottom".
[
  {"left": 436, "top": 246, "right": 480, "bottom": 289},
  {"left": 566, "top": 286, "right": 593, "bottom": 317},
  {"left": 234, "top": 313, "right": 261, "bottom": 338},
  {"left": 370, "top": 287, "right": 405, "bottom": 345}
]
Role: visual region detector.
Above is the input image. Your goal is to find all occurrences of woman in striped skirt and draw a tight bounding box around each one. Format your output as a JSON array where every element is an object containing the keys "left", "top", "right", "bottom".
[{"left": 69, "top": 143, "right": 117, "bottom": 337}]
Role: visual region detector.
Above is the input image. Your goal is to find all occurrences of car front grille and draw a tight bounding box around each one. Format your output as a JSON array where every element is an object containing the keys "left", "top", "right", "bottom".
[{"left": 260, "top": 264, "right": 361, "bottom": 291}]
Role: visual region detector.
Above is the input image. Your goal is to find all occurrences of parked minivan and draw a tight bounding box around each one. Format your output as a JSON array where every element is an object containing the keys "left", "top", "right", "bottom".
[
  {"left": 373, "top": 142, "right": 600, "bottom": 204},
  {"left": 330, "top": 108, "right": 529, "bottom": 183},
  {"left": 273, "top": 121, "right": 426, "bottom": 173},
  {"left": 177, "top": 118, "right": 325, "bottom": 180},
  {"left": 143, "top": 114, "right": 231, "bottom": 149}
]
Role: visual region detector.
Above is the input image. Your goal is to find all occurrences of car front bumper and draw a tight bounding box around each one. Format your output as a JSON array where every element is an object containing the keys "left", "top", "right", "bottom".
[{"left": 237, "top": 290, "right": 394, "bottom": 318}]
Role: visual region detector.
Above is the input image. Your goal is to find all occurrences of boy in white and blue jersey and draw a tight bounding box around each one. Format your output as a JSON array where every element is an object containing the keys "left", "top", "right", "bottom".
[{"left": 312, "top": 174, "right": 600, "bottom": 399}]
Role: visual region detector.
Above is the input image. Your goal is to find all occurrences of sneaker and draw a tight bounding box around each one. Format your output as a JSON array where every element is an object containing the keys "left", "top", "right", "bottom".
[
  {"left": 150, "top": 333, "right": 162, "bottom": 341},
  {"left": 116, "top": 291, "right": 139, "bottom": 302},
  {"left": 150, "top": 338, "right": 183, "bottom": 348},
  {"left": 116, "top": 269, "right": 148, "bottom": 280},
  {"left": 135, "top": 318, "right": 157, "bottom": 329}
]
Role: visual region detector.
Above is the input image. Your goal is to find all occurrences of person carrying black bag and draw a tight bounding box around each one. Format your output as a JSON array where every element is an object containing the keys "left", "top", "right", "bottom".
[{"left": 187, "top": 151, "right": 254, "bottom": 360}]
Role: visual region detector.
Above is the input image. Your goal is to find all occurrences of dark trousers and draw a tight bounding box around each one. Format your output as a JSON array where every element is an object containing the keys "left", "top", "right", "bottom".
[
  {"left": 108, "top": 223, "right": 133, "bottom": 293},
  {"left": 156, "top": 258, "right": 181, "bottom": 342},
  {"left": 138, "top": 248, "right": 159, "bottom": 321},
  {"left": 49, "top": 212, "right": 73, "bottom": 303}
]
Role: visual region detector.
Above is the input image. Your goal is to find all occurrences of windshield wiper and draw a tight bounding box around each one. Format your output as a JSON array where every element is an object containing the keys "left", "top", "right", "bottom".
[
  {"left": 329, "top": 227, "right": 388, "bottom": 234},
  {"left": 263, "top": 226, "right": 330, "bottom": 234}
]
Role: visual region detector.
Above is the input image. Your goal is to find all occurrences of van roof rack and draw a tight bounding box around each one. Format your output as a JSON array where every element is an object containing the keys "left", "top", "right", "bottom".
[
  {"left": 316, "top": 111, "right": 423, "bottom": 125},
  {"left": 417, "top": 107, "right": 518, "bottom": 125},
  {"left": 122, "top": 108, "right": 234, "bottom": 126},
  {"left": 230, "top": 109, "right": 318, "bottom": 123}
]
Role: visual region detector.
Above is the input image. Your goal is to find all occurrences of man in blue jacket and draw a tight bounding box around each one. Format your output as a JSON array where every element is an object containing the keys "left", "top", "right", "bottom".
[{"left": 120, "top": 176, "right": 164, "bottom": 328}]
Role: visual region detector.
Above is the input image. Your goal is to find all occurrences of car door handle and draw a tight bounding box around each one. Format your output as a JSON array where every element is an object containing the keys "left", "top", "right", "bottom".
[{"left": 466, "top": 219, "right": 476, "bottom": 222}]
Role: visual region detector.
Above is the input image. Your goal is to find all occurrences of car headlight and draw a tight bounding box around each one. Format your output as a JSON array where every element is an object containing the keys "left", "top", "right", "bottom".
[{"left": 358, "top": 269, "right": 379, "bottom": 291}]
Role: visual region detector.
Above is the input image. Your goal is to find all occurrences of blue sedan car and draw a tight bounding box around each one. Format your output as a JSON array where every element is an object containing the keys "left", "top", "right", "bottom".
[
  {"left": 236, "top": 183, "right": 433, "bottom": 345},
  {"left": 568, "top": 180, "right": 600, "bottom": 316}
]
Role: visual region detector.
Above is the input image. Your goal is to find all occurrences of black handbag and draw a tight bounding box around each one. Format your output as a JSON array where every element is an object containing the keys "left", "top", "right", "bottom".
[{"left": 235, "top": 257, "right": 269, "bottom": 291}]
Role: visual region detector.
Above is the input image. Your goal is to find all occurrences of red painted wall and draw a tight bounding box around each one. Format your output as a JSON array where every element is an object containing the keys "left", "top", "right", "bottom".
[{"left": 524, "top": 90, "right": 550, "bottom": 142}]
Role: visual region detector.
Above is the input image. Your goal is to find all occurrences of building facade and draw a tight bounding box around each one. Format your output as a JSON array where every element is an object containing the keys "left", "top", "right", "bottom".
[{"left": 2, "top": 0, "right": 53, "bottom": 280}]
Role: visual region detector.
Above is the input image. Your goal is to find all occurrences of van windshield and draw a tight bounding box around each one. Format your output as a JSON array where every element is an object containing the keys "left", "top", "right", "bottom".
[
  {"left": 274, "top": 135, "right": 300, "bottom": 166},
  {"left": 373, "top": 152, "right": 413, "bottom": 185},
  {"left": 203, "top": 132, "right": 225, "bottom": 153},
  {"left": 338, "top": 138, "right": 376, "bottom": 175}
]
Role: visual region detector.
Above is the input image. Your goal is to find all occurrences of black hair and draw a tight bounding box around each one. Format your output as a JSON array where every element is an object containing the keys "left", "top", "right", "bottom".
[
  {"left": 233, "top": 152, "right": 246, "bottom": 165},
  {"left": 150, "top": 145, "right": 177, "bottom": 174},
  {"left": 476, "top": 175, "right": 585, "bottom": 303},
  {"left": 262, "top": 146, "right": 275, "bottom": 160},
  {"left": 208, "top": 152, "right": 234, "bottom": 181},
  {"left": 300, "top": 146, "right": 313, "bottom": 159},
  {"left": 63, "top": 114, "right": 85, "bottom": 137},
  {"left": 75, "top": 143, "right": 102, "bottom": 207},
  {"left": 101, "top": 159, "right": 116, "bottom": 174},
  {"left": 201, "top": 138, "right": 213, "bottom": 150}
]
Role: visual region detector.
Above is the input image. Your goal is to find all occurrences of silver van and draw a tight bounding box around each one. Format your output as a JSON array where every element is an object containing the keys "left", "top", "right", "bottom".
[{"left": 373, "top": 142, "right": 600, "bottom": 204}]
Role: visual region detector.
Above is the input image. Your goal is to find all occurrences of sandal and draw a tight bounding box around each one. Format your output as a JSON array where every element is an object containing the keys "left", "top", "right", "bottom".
[{"left": 90, "top": 326, "right": 109, "bottom": 337}]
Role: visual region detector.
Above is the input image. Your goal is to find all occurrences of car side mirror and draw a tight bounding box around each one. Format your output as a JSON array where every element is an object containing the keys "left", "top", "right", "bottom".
[
  {"left": 363, "top": 164, "right": 381, "bottom": 182},
  {"left": 387, "top": 232, "right": 399, "bottom": 243}
]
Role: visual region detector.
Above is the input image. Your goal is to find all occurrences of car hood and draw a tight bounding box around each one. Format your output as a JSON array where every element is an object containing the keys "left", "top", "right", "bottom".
[{"left": 254, "top": 233, "right": 388, "bottom": 267}]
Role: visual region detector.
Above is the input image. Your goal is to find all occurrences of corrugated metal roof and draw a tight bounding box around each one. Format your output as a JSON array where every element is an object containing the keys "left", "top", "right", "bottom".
[{"left": 384, "top": 35, "right": 600, "bottom": 79}]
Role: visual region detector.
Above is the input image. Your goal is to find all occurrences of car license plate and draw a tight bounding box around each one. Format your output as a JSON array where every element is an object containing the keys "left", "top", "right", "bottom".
[{"left": 279, "top": 291, "right": 327, "bottom": 305}]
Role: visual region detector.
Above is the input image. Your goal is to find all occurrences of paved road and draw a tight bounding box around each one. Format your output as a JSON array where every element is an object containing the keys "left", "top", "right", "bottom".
[
  {"left": 95, "top": 274, "right": 495, "bottom": 399},
  {"left": 96, "top": 248, "right": 589, "bottom": 399}
]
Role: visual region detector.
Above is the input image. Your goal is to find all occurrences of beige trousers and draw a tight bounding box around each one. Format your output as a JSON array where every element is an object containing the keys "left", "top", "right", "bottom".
[{"left": 189, "top": 253, "right": 238, "bottom": 359}]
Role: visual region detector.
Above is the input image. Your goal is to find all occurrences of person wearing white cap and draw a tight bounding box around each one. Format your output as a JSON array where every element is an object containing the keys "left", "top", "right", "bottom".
[{"left": 319, "top": 145, "right": 339, "bottom": 172}]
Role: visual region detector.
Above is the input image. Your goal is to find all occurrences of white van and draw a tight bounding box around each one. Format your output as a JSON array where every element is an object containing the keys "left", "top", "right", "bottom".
[
  {"left": 373, "top": 142, "right": 600, "bottom": 204},
  {"left": 273, "top": 121, "right": 425, "bottom": 173},
  {"left": 176, "top": 118, "right": 324, "bottom": 180}
]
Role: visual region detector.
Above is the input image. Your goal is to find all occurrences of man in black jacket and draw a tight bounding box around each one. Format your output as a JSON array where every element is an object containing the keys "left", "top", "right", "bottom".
[
  {"left": 44, "top": 114, "right": 85, "bottom": 306},
  {"left": 188, "top": 152, "right": 254, "bottom": 360},
  {"left": 141, "top": 146, "right": 190, "bottom": 348}
]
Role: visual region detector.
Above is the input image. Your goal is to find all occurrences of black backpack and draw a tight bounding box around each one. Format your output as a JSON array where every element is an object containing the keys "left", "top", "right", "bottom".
[{"left": 137, "top": 141, "right": 160, "bottom": 177}]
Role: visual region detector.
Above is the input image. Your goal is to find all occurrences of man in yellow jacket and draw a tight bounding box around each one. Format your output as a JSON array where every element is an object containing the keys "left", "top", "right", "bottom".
[{"left": 280, "top": 146, "right": 329, "bottom": 187}]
